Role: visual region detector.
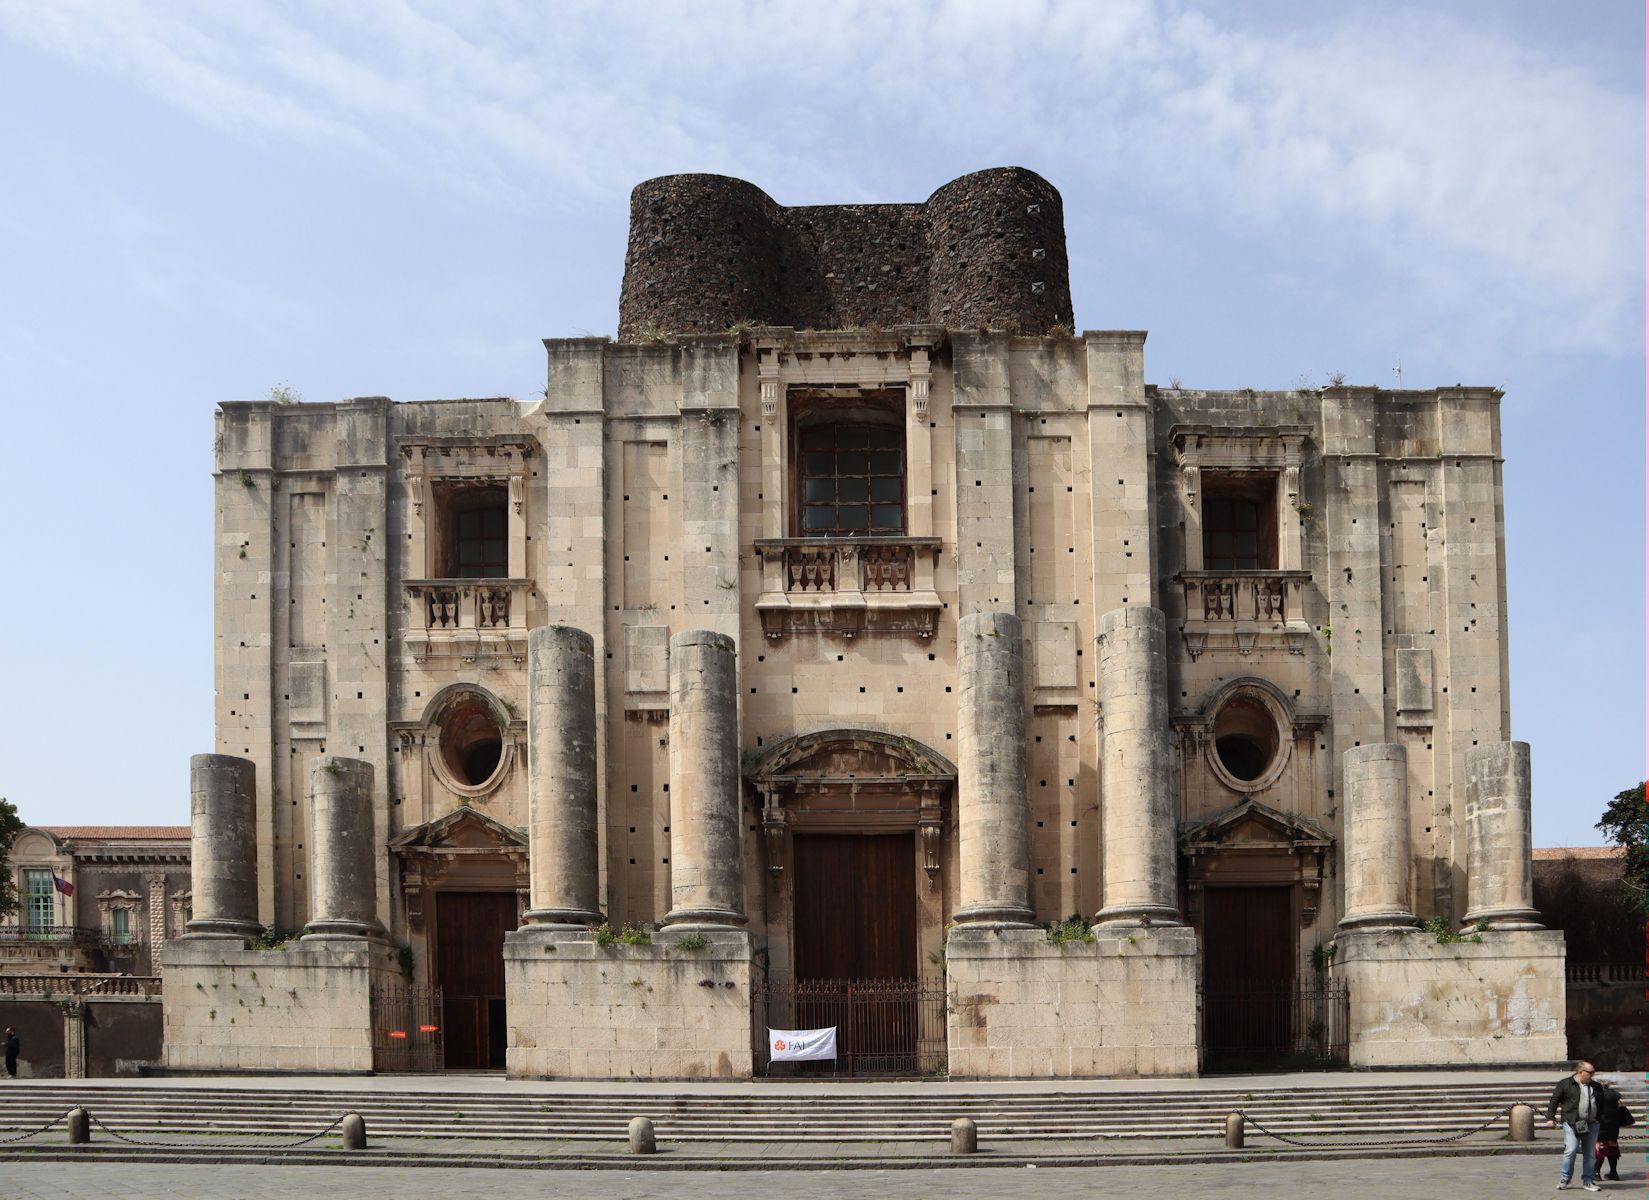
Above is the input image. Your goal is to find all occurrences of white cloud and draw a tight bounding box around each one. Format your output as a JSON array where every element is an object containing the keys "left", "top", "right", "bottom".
[{"left": 0, "top": 0, "right": 1638, "bottom": 353}]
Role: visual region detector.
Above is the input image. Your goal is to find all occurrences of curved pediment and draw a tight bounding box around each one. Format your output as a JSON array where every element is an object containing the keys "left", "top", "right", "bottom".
[{"left": 747, "top": 728, "right": 956, "bottom": 784}]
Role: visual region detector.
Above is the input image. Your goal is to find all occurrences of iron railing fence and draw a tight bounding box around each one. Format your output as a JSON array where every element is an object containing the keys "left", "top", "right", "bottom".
[
  {"left": 1200, "top": 978, "right": 1350, "bottom": 1073},
  {"left": 370, "top": 981, "right": 444, "bottom": 1072},
  {"left": 753, "top": 977, "right": 948, "bottom": 1078}
]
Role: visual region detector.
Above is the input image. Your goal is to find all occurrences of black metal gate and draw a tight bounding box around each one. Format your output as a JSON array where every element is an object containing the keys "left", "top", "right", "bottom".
[
  {"left": 752, "top": 977, "right": 947, "bottom": 1077},
  {"left": 370, "top": 980, "right": 444, "bottom": 1072},
  {"left": 1200, "top": 978, "right": 1349, "bottom": 1072}
]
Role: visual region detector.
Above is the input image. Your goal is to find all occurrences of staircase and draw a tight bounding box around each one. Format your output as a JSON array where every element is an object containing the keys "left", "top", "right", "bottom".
[{"left": 2, "top": 1078, "right": 1640, "bottom": 1143}]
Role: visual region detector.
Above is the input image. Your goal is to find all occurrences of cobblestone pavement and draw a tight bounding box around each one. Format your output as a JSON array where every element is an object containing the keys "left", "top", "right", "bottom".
[{"left": 0, "top": 1155, "right": 1636, "bottom": 1199}]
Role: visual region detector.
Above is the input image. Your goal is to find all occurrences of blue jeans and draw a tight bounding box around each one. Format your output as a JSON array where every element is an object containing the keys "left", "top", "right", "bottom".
[{"left": 1560, "top": 1119, "right": 1600, "bottom": 1184}]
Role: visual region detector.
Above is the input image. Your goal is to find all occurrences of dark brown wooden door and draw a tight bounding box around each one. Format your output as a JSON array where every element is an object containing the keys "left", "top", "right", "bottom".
[
  {"left": 792, "top": 833, "right": 917, "bottom": 981},
  {"left": 790, "top": 833, "right": 920, "bottom": 1072},
  {"left": 1202, "top": 885, "right": 1294, "bottom": 1068},
  {"left": 434, "top": 891, "right": 517, "bottom": 1069}
]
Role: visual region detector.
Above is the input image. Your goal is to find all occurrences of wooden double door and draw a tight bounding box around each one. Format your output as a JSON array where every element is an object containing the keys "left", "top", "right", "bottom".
[{"left": 434, "top": 891, "right": 517, "bottom": 1070}]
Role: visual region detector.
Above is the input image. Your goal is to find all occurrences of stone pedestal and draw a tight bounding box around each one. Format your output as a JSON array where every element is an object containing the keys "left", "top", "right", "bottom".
[
  {"left": 663, "top": 630, "right": 747, "bottom": 928},
  {"left": 1339, "top": 743, "right": 1420, "bottom": 931},
  {"left": 503, "top": 927, "right": 755, "bottom": 1079},
  {"left": 946, "top": 923, "right": 1199, "bottom": 1077},
  {"left": 184, "top": 754, "right": 260, "bottom": 940},
  {"left": 521, "top": 624, "right": 603, "bottom": 929},
  {"left": 953, "top": 611, "right": 1034, "bottom": 926},
  {"left": 1095, "top": 607, "right": 1181, "bottom": 927},
  {"left": 160, "top": 935, "right": 400, "bottom": 1073},
  {"left": 1334, "top": 927, "right": 1567, "bottom": 1067},
  {"left": 1464, "top": 741, "right": 1543, "bottom": 929},
  {"left": 303, "top": 757, "right": 386, "bottom": 941}
]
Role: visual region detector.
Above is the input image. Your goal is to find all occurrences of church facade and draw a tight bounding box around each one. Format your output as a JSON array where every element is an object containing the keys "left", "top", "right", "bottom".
[{"left": 163, "top": 169, "right": 1565, "bottom": 1078}]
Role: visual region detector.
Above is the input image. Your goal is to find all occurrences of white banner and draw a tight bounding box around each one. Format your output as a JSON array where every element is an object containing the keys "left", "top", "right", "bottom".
[{"left": 768, "top": 1027, "right": 837, "bottom": 1061}]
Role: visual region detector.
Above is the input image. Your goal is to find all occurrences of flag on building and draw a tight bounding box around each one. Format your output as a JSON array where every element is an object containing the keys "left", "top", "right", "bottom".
[
  {"left": 51, "top": 874, "right": 73, "bottom": 897},
  {"left": 768, "top": 1027, "right": 836, "bottom": 1062}
]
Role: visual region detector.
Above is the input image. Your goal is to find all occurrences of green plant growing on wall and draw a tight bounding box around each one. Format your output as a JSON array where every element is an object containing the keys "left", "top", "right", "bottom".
[
  {"left": 252, "top": 926, "right": 300, "bottom": 951},
  {"left": 590, "top": 922, "right": 651, "bottom": 947},
  {"left": 1422, "top": 916, "right": 1483, "bottom": 945},
  {"left": 1045, "top": 914, "right": 1094, "bottom": 946},
  {"left": 675, "top": 932, "right": 707, "bottom": 951},
  {"left": 239, "top": 469, "right": 256, "bottom": 488},
  {"left": 267, "top": 384, "right": 301, "bottom": 405}
]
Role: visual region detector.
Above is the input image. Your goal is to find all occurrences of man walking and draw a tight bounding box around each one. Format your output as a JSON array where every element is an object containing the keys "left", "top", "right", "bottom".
[
  {"left": 1546, "top": 1059, "right": 1602, "bottom": 1191},
  {"left": 3, "top": 1027, "right": 17, "bottom": 1079}
]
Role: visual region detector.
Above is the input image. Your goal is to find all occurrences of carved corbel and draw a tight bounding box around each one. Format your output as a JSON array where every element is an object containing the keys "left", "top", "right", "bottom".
[
  {"left": 509, "top": 474, "right": 524, "bottom": 516},
  {"left": 919, "top": 819, "right": 943, "bottom": 891},
  {"left": 1300, "top": 876, "right": 1321, "bottom": 928},
  {"left": 761, "top": 792, "right": 789, "bottom": 876}
]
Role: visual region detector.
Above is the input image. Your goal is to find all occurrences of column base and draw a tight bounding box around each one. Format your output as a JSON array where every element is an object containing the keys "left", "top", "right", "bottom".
[
  {"left": 181, "top": 918, "right": 261, "bottom": 941},
  {"left": 662, "top": 906, "right": 748, "bottom": 929},
  {"left": 952, "top": 903, "right": 1037, "bottom": 928},
  {"left": 1337, "top": 910, "right": 1421, "bottom": 932},
  {"left": 302, "top": 920, "right": 388, "bottom": 942},
  {"left": 1093, "top": 903, "right": 1183, "bottom": 928},
  {"left": 521, "top": 907, "right": 604, "bottom": 930},
  {"left": 1461, "top": 905, "right": 1544, "bottom": 931}
]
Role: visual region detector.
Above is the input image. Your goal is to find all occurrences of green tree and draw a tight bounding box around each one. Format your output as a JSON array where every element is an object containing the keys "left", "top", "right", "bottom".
[
  {"left": 0, "top": 798, "right": 25, "bottom": 918},
  {"left": 1595, "top": 781, "right": 1648, "bottom": 910}
]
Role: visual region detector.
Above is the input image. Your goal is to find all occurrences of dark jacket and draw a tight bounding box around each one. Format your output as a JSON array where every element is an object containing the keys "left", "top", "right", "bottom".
[
  {"left": 1596, "top": 1083, "right": 1625, "bottom": 1140},
  {"left": 1546, "top": 1075, "right": 1601, "bottom": 1126}
]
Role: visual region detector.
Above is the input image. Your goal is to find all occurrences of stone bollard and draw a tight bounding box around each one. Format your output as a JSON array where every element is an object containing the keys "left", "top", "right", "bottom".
[
  {"left": 951, "top": 1117, "right": 978, "bottom": 1154},
  {"left": 1508, "top": 1104, "right": 1535, "bottom": 1143},
  {"left": 341, "top": 1113, "right": 367, "bottom": 1151},
  {"left": 628, "top": 1116, "right": 656, "bottom": 1154},
  {"left": 66, "top": 1107, "right": 90, "bottom": 1145},
  {"left": 1224, "top": 1112, "right": 1244, "bottom": 1149}
]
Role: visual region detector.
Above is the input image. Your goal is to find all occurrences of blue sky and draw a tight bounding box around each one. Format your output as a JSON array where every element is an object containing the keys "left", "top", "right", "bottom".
[{"left": 0, "top": 1, "right": 1641, "bottom": 846}]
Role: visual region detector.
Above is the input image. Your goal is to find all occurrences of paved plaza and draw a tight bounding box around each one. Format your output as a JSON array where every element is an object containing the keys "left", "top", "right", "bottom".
[{"left": 0, "top": 1154, "right": 1637, "bottom": 1199}]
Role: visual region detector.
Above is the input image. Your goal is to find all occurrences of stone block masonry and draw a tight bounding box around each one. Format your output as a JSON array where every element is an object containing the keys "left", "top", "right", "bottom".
[
  {"left": 504, "top": 929, "right": 755, "bottom": 1079},
  {"left": 946, "top": 924, "right": 1199, "bottom": 1078}
]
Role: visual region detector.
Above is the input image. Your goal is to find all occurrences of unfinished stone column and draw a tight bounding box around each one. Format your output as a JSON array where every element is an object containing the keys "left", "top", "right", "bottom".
[
  {"left": 1095, "top": 607, "right": 1181, "bottom": 926},
  {"left": 953, "top": 611, "right": 1034, "bottom": 926},
  {"left": 664, "top": 630, "right": 747, "bottom": 927},
  {"left": 184, "top": 754, "right": 260, "bottom": 939},
  {"left": 522, "top": 625, "right": 603, "bottom": 928},
  {"left": 1338, "top": 744, "right": 1419, "bottom": 930},
  {"left": 303, "top": 757, "right": 386, "bottom": 940},
  {"left": 1464, "top": 741, "right": 1543, "bottom": 929}
]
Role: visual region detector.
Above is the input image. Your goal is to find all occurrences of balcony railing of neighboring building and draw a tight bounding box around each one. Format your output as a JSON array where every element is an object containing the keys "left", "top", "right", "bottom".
[
  {"left": 0, "top": 926, "right": 109, "bottom": 949},
  {"left": 0, "top": 973, "right": 161, "bottom": 997},
  {"left": 754, "top": 537, "right": 944, "bottom": 639},
  {"left": 403, "top": 578, "right": 531, "bottom": 662},
  {"left": 1566, "top": 962, "right": 1647, "bottom": 986}
]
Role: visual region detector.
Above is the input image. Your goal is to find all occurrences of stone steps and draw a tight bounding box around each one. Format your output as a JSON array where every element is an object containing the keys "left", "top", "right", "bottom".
[{"left": 5, "top": 1080, "right": 1638, "bottom": 1142}]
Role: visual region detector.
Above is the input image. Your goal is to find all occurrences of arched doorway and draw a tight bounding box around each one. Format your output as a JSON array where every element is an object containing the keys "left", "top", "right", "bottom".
[{"left": 748, "top": 730, "right": 954, "bottom": 1075}]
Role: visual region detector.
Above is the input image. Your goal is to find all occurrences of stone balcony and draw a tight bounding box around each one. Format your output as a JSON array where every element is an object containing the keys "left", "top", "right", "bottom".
[
  {"left": 404, "top": 579, "right": 530, "bottom": 662},
  {"left": 754, "top": 537, "right": 943, "bottom": 639},
  {"left": 1178, "top": 570, "right": 1313, "bottom": 658}
]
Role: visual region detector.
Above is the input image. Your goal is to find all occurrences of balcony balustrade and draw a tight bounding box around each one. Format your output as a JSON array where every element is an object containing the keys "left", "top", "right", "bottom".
[
  {"left": 754, "top": 537, "right": 943, "bottom": 639},
  {"left": 404, "top": 579, "right": 530, "bottom": 662},
  {"left": 1178, "top": 570, "right": 1312, "bottom": 659}
]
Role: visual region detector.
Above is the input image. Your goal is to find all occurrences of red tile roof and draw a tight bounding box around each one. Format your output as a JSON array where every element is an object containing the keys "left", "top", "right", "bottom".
[{"left": 42, "top": 827, "right": 190, "bottom": 840}]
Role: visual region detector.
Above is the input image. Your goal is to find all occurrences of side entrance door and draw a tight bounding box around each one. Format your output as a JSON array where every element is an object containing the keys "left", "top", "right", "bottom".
[
  {"left": 1202, "top": 884, "right": 1294, "bottom": 1070},
  {"left": 434, "top": 891, "right": 517, "bottom": 1070}
]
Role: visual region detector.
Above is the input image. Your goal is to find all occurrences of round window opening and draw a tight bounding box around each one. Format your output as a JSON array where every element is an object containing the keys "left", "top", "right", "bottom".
[
  {"left": 1212, "top": 696, "right": 1280, "bottom": 783},
  {"left": 440, "top": 699, "right": 504, "bottom": 787}
]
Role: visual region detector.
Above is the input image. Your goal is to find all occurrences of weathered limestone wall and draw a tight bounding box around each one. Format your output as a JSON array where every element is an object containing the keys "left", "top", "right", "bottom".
[
  {"left": 503, "top": 929, "right": 754, "bottom": 1079},
  {"left": 1334, "top": 928, "right": 1566, "bottom": 1067},
  {"left": 946, "top": 924, "right": 1199, "bottom": 1078},
  {"left": 160, "top": 938, "right": 399, "bottom": 1073}
]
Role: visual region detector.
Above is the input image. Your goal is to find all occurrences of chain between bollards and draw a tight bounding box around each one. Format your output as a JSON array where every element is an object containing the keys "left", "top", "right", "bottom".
[{"left": 1229, "top": 1104, "right": 1519, "bottom": 1150}]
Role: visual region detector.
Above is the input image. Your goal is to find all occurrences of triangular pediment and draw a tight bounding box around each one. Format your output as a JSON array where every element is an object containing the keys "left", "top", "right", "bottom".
[
  {"left": 389, "top": 805, "right": 526, "bottom": 853},
  {"left": 1181, "top": 799, "right": 1332, "bottom": 850}
]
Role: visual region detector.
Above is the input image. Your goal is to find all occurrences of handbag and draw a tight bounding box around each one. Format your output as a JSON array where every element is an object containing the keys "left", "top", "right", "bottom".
[{"left": 1618, "top": 1104, "right": 1635, "bottom": 1128}]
